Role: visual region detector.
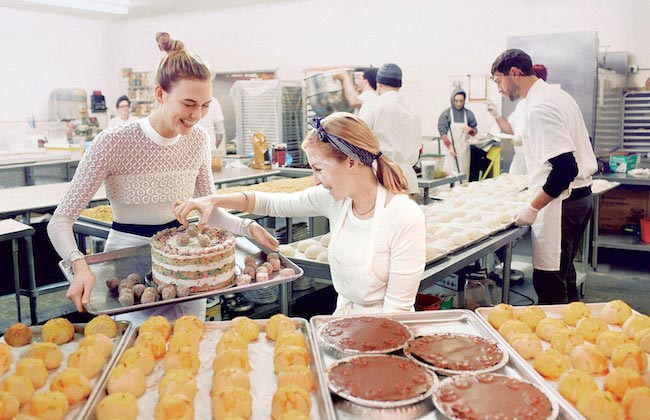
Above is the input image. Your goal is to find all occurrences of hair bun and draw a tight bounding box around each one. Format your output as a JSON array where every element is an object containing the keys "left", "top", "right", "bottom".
[{"left": 156, "top": 32, "right": 185, "bottom": 53}]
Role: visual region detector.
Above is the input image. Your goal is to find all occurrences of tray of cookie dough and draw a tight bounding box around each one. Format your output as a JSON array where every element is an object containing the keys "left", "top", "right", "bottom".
[
  {"left": 425, "top": 223, "right": 491, "bottom": 255},
  {"left": 0, "top": 317, "right": 132, "bottom": 419},
  {"left": 82, "top": 315, "right": 335, "bottom": 419},
  {"left": 58, "top": 237, "right": 304, "bottom": 316},
  {"left": 475, "top": 302, "right": 650, "bottom": 420},
  {"left": 310, "top": 310, "right": 562, "bottom": 419}
]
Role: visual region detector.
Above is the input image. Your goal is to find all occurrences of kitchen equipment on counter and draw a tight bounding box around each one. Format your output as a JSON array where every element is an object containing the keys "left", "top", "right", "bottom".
[
  {"left": 49, "top": 88, "right": 87, "bottom": 121},
  {"left": 303, "top": 69, "right": 355, "bottom": 117},
  {"left": 464, "top": 271, "right": 498, "bottom": 310},
  {"left": 250, "top": 132, "right": 271, "bottom": 169}
]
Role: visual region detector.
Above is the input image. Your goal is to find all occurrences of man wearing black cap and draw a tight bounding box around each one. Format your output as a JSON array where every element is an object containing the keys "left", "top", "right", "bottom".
[{"left": 358, "top": 63, "right": 422, "bottom": 194}]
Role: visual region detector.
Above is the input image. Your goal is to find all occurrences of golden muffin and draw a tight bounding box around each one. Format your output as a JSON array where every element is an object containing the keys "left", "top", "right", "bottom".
[
  {"left": 274, "top": 345, "right": 310, "bottom": 373},
  {"left": 67, "top": 346, "right": 106, "bottom": 379},
  {"left": 561, "top": 301, "right": 591, "bottom": 326},
  {"left": 576, "top": 390, "right": 624, "bottom": 420},
  {"left": 0, "top": 343, "right": 11, "bottom": 376},
  {"left": 611, "top": 343, "right": 648, "bottom": 373},
  {"left": 211, "top": 386, "right": 252, "bottom": 419},
  {"left": 510, "top": 333, "right": 543, "bottom": 359},
  {"left": 570, "top": 343, "right": 610, "bottom": 376},
  {"left": 229, "top": 316, "right": 260, "bottom": 342},
  {"left": 596, "top": 330, "right": 632, "bottom": 357},
  {"left": 265, "top": 314, "right": 293, "bottom": 341},
  {"left": 24, "top": 342, "right": 62, "bottom": 370},
  {"left": 600, "top": 300, "right": 633, "bottom": 325},
  {"left": 576, "top": 316, "right": 609, "bottom": 343},
  {"left": 215, "top": 330, "right": 248, "bottom": 353},
  {"left": 558, "top": 369, "right": 599, "bottom": 405},
  {"left": 634, "top": 327, "right": 650, "bottom": 353},
  {"left": 159, "top": 369, "right": 197, "bottom": 400},
  {"left": 605, "top": 367, "right": 646, "bottom": 400},
  {"left": 623, "top": 314, "right": 650, "bottom": 339},
  {"left": 168, "top": 332, "right": 200, "bottom": 354},
  {"left": 272, "top": 384, "right": 311, "bottom": 420},
  {"left": 154, "top": 393, "right": 194, "bottom": 420},
  {"left": 276, "top": 365, "right": 315, "bottom": 392},
  {"left": 135, "top": 331, "right": 167, "bottom": 360},
  {"left": 84, "top": 314, "right": 118, "bottom": 338},
  {"left": 535, "top": 318, "right": 568, "bottom": 342},
  {"left": 277, "top": 411, "right": 309, "bottom": 420},
  {"left": 487, "top": 303, "right": 516, "bottom": 329},
  {"left": 0, "top": 392, "right": 19, "bottom": 420},
  {"left": 3, "top": 322, "right": 33, "bottom": 347},
  {"left": 139, "top": 315, "right": 172, "bottom": 341},
  {"left": 16, "top": 358, "right": 48, "bottom": 389},
  {"left": 49, "top": 367, "right": 92, "bottom": 405},
  {"left": 28, "top": 391, "right": 69, "bottom": 420},
  {"left": 106, "top": 364, "right": 146, "bottom": 397},
  {"left": 498, "top": 319, "right": 532, "bottom": 342},
  {"left": 276, "top": 330, "right": 307, "bottom": 350},
  {"left": 77, "top": 333, "right": 114, "bottom": 360},
  {"left": 516, "top": 306, "right": 547, "bottom": 331},
  {"left": 173, "top": 315, "right": 205, "bottom": 341},
  {"left": 96, "top": 392, "right": 138, "bottom": 420},
  {"left": 212, "top": 349, "right": 251, "bottom": 373},
  {"left": 551, "top": 329, "right": 586, "bottom": 355},
  {"left": 622, "top": 386, "right": 650, "bottom": 420},
  {"left": 211, "top": 366, "right": 251, "bottom": 393},
  {"left": 41, "top": 318, "right": 75, "bottom": 345},
  {"left": 164, "top": 347, "right": 201, "bottom": 375},
  {"left": 1, "top": 374, "right": 35, "bottom": 405},
  {"left": 533, "top": 348, "right": 570, "bottom": 380},
  {"left": 119, "top": 345, "right": 155, "bottom": 376}
]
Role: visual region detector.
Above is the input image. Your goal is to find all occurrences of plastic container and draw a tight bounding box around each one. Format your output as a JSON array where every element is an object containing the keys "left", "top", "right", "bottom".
[
  {"left": 641, "top": 218, "right": 650, "bottom": 243},
  {"left": 421, "top": 160, "right": 437, "bottom": 180},
  {"left": 415, "top": 293, "right": 441, "bottom": 311}
]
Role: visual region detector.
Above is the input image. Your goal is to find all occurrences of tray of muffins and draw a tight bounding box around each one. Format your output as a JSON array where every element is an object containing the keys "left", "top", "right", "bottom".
[
  {"left": 476, "top": 301, "right": 650, "bottom": 420},
  {"left": 310, "top": 310, "right": 560, "bottom": 419},
  {"left": 82, "top": 314, "right": 335, "bottom": 419},
  {"left": 0, "top": 316, "right": 132, "bottom": 419}
]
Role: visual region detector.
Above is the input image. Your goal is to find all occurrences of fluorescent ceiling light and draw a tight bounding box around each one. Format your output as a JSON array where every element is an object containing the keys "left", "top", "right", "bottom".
[{"left": 20, "top": 0, "right": 131, "bottom": 14}]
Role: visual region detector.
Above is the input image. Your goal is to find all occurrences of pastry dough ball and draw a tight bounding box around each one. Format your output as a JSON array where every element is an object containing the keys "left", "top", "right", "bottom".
[
  {"left": 41, "top": 318, "right": 75, "bottom": 345},
  {"left": 425, "top": 246, "right": 440, "bottom": 260},
  {"left": 3, "top": 322, "right": 33, "bottom": 347},
  {"left": 154, "top": 393, "right": 194, "bottom": 420},
  {"left": 622, "top": 387, "right": 650, "bottom": 420},
  {"left": 487, "top": 304, "right": 515, "bottom": 329},
  {"left": 216, "top": 330, "right": 247, "bottom": 353},
  {"left": 119, "top": 345, "right": 155, "bottom": 376},
  {"left": 561, "top": 301, "right": 591, "bottom": 326},
  {"left": 1, "top": 374, "right": 34, "bottom": 404},
  {"left": 296, "top": 239, "right": 318, "bottom": 253},
  {"left": 605, "top": 367, "right": 646, "bottom": 400},
  {"left": 510, "top": 333, "right": 543, "bottom": 359},
  {"left": 276, "top": 410, "right": 309, "bottom": 420},
  {"left": 211, "top": 386, "right": 252, "bottom": 419},
  {"left": 551, "top": 329, "right": 585, "bottom": 355},
  {"left": 265, "top": 314, "right": 293, "bottom": 341},
  {"left": 558, "top": 369, "right": 598, "bottom": 405},
  {"left": 319, "top": 233, "right": 331, "bottom": 247},
  {"left": 634, "top": 328, "right": 650, "bottom": 353},
  {"left": 135, "top": 331, "right": 167, "bottom": 360},
  {"left": 169, "top": 332, "right": 200, "bottom": 354},
  {"left": 535, "top": 318, "right": 567, "bottom": 341},
  {"left": 516, "top": 306, "right": 547, "bottom": 331},
  {"left": 211, "top": 366, "right": 250, "bottom": 393},
  {"left": 173, "top": 315, "right": 205, "bottom": 341},
  {"left": 596, "top": 330, "right": 632, "bottom": 357},
  {"left": 276, "top": 365, "right": 314, "bottom": 392},
  {"left": 212, "top": 349, "right": 251, "bottom": 373},
  {"left": 570, "top": 343, "right": 610, "bottom": 375},
  {"left": 449, "top": 232, "right": 470, "bottom": 246},
  {"left": 498, "top": 319, "right": 532, "bottom": 342},
  {"left": 600, "top": 300, "right": 633, "bottom": 326},
  {"left": 316, "top": 250, "right": 328, "bottom": 263},
  {"left": 96, "top": 392, "right": 137, "bottom": 420},
  {"left": 140, "top": 315, "right": 172, "bottom": 341},
  {"left": 274, "top": 345, "right": 309, "bottom": 373},
  {"left": 576, "top": 316, "right": 609, "bottom": 343},
  {"left": 611, "top": 343, "right": 648, "bottom": 373},
  {"left": 576, "top": 390, "right": 624, "bottom": 420},
  {"left": 0, "top": 343, "right": 11, "bottom": 376},
  {"left": 67, "top": 346, "right": 106, "bottom": 379},
  {"left": 25, "top": 342, "right": 62, "bottom": 370},
  {"left": 106, "top": 363, "right": 146, "bottom": 397},
  {"left": 623, "top": 314, "right": 650, "bottom": 339},
  {"left": 159, "top": 369, "right": 197, "bottom": 400},
  {"left": 84, "top": 314, "right": 118, "bottom": 338},
  {"left": 0, "top": 392, "right": 19, "bottom": 420},
  {"left": 433, "top": 227, "right": 454, "bottom": 240},
  {"left": 533, "top": 348, "right": 570, "bottom": 380},
  {"left": 28, "top": 391, "right": 69, "bottom": 420},
  {"left": 278, "top": 245, "right": 295, "bottom": 257},
  {"left": 163, "top": 347, "right": 201, "bottom": 375},
  {"left": 230, "top": 316, "right": 260, "bottom": 342},
  {"left": 304, "top": 244, "right": 326, "bottom": 260},
  {"left": 49, "top": 367, "right": 92, "bottom": 405},
  {"left": 16, "top": 358, "right": 48, "bottom": 389},
  {"left": 272, "top": 384, "right": 311, "bottom": 420},
  {"left": 78, "top": 333, "right": 113, "bottom": 360},
  {"left": 276, "top": 330, "right": 306, "bottom": 350}
]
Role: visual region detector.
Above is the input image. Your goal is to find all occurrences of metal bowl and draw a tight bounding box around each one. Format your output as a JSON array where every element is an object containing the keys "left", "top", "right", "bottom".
[{"left": 303, "top": 70, "right": 355, "bottom": 117}]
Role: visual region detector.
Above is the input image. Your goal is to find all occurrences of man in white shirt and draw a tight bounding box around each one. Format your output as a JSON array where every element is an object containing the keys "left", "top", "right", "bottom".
[
  {"left": 359, "top": 63, "right": 422, "bottom": 194},
  {"left": 335, "top": 68, "right": 378, "bottom": 114},
  {"left": 197, "top": 96, "right": 225, "bottom": 152},
  {"left": 490, "top": 49, "right": 597, "bottom": 304},
  {"left": 107, "top": 95, "right": 139, "bottom": 128}
]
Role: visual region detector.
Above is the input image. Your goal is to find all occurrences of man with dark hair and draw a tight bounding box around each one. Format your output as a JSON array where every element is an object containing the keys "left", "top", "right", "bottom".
[
  {"left": 335, "top": 67, "right": 378, "bottom": 111},
  {"left": 490, "top": 49, "right": 597, "bottom": 304},
  {"left": 107, "top": 94, "right": 139, "bottom": 128}
]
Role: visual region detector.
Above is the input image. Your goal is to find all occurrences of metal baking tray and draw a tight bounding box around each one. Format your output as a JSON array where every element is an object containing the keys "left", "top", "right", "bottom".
[
  {"left": 58, "top": 237, "right": 304, "bottom": 316},
  {"left": 82, "top": 317, "right": 335, "bottom": 420},
  {"left": 311, "top": 310, "right": 557, "bottom": 419},
  {"left": 0, "top": 320, "right": 133, "bottom": 420},
  {"left": 78, "top": 214, "right": 113, "bottom": 228}
]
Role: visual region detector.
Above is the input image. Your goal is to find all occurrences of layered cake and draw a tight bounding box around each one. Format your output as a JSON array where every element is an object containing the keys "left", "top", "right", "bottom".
[
  {"left": 151, "top": 224, "right": 236, "bottom": 293},
  {"left": 319, "top": 316, "right": 411, "bottom": 353}
]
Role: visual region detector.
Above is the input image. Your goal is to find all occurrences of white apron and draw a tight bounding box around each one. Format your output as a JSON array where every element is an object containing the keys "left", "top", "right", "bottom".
[
  {"left": 329, "top": 186, "right": 387, "bottom": 315},
  {"left": 510, "top": 144, "right": 527, "bottom": 174},
  {"left": 107, "top": 229, "right": 206, "bottom": 326},
  {"left": 443, "top": 109, "right": 470, "bottom": 179}
]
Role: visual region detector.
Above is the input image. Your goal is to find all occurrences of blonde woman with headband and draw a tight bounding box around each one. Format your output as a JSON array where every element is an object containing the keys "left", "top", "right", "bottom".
[
  {"left": 48, "top": 32, "right": 277, "bottom": 323},
  {"left": 174, "top": 112, "right": 426, "bottom": 314}
]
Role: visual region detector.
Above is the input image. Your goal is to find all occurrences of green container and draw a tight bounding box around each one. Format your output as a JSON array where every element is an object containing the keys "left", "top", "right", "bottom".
[{"left": 609, "top": 153, "right": 638, "bottom": 173}]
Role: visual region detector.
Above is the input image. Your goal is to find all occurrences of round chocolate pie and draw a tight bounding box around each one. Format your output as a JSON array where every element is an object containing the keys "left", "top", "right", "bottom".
[{"left": 318, "top": 316, "right": 412, "bottom": 354}]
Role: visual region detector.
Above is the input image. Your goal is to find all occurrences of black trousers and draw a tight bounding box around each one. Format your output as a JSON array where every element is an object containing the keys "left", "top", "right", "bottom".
[
  {"left": 469, "top": 145, "right": 489, "bottom": 181},
  {"left": 533, "top": 195, "right": 593, "bottom": 304}
]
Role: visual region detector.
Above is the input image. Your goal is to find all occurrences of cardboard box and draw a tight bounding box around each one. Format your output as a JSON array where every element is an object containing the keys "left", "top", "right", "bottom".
[
  {"left": 599, "top": 187, "right": 650, "bottom": 232},
  {"left": 609, "top": 152, "right": 639, "bottom": 173}
]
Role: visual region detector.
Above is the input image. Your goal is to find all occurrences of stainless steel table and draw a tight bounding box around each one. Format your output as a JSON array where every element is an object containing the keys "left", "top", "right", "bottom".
[
  {"left": 0, "top": 219, "right": 37, "bottom": 324},
  {"left": 0, "top": 153, "right": 80, "bottom": 187},
  {"left": 212, "top": 167, "right": 281, "bottom": 189},
  {"left": 418, "top": 174, "right": 466, "bottom": 204}
]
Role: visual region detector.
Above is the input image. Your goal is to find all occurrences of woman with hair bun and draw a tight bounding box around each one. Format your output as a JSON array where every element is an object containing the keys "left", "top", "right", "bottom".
[
  {"left": 48, "top": 32, "right": 277, "bottom": 323},
  {"left": 173, "top": 112, "right": 426, "bottom": 314}
]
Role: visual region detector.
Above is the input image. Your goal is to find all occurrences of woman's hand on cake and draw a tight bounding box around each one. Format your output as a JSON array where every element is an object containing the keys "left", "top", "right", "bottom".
[
  {"left": 249, "top": 222, "right": 280, "bottom": 251},
  {"left": 172, "top": 197, "right": 214, "bottom": 228},
  {"left": 67, "top": 262, "right": 95, "bottom": 312}
]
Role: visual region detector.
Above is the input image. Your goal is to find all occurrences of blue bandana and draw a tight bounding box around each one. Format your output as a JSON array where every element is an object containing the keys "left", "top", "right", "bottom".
[{"left": 309, "top": 116, "right": 381, "bottom": 166}]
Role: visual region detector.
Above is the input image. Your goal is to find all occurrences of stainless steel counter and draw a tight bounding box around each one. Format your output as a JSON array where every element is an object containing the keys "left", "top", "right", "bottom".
[{"left": 594, "top": 172, "right": 650, "bottom": 186}]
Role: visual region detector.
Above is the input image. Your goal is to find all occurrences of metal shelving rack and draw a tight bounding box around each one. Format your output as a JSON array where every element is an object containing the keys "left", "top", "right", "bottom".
[{"left": 622, "top": 91, "right": 650, "bottom": 152}]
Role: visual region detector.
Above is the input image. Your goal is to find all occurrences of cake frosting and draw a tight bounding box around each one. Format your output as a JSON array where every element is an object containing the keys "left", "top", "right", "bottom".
[{"left": 319, "top": 316, "right": 411, "bottom": 353}]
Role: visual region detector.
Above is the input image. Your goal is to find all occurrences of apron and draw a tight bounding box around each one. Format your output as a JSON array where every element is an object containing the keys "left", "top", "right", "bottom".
[
  {"left": 107, "top": 229, "right": 206, "bottom": 326},
  {"left": 443, "top": 109, "right": 470, "bottom": 179},
  {"left": 328, "top": 185, "right": 387, "bottom": 315},
  {"left": 509, "top": 145, "right": 527, "bottom": 174}
]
